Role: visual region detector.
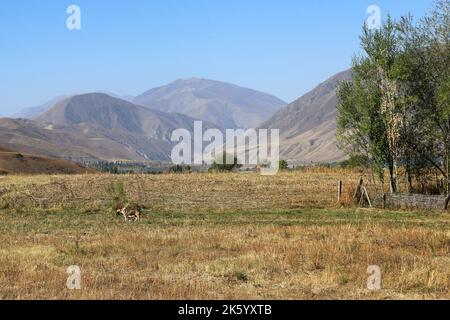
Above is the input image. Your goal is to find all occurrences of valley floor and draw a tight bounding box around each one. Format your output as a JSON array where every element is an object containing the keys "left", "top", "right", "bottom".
[{"left": 0, "top": 171, "right": 448, "bottom": 299}]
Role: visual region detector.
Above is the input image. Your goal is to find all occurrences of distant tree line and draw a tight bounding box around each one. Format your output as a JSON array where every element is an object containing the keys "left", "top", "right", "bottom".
[
  {"left": 84, "top": 161, "right": 164, "bottom": 174},
  {"left": 337, "top": 0, "right": 449, "bottom": 194}
]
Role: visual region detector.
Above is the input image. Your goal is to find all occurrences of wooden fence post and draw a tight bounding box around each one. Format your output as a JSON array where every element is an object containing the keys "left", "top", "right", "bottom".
[
  {"left": 353, "top": 177, "right": 364, "bottom": 201},
  {"left": 338, "top": 180, "right": 343, "bottom": 203}
]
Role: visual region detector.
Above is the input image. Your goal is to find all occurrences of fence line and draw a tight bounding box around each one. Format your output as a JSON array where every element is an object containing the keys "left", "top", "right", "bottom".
[{"left": 382, "top": 193, "right": 448, "bottom": 211}]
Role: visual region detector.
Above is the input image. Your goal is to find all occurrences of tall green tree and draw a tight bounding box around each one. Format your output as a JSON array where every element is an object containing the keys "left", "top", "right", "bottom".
[
  {"left": 338, "top": 1, "right": 450, "bottom": 195},
  {"left": 396, "top": 0, "right": 450, "bottom": 191},
  {"left": 338, "top": 17, "right": 404, "bottom": 193}
]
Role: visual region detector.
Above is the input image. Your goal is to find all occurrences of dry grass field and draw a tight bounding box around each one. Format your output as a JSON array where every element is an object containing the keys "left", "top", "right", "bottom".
[{"left": 0, "top": 169, "right": 448, "bottom": 300}]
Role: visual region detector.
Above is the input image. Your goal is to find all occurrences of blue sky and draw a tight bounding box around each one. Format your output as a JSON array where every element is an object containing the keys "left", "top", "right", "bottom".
[{"left": 0, "top": 0, "right": 434, "bottom": 116}]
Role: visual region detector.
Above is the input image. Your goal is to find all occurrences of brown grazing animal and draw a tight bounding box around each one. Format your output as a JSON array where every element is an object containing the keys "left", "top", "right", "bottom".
[{"left": 115, "top": 203, "right": 142, "bottom": 222}]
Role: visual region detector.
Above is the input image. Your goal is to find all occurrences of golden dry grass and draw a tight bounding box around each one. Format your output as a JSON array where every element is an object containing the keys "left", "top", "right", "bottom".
[
  {"left": 0, "top": 169, "right": 363, "bottom": 212},
  {"left": 0, "top": 169, "right": 448, "bottom": 300}
]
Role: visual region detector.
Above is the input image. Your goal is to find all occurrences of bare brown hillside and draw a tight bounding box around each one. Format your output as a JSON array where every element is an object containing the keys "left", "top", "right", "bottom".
[
  {"left": 1, "top": 93, "right": 221, "bottom": 162},
  {"left": 134, "top": 78, "right": 286, "bottom": 128},
  {"left": 0, "top": 148, "right": 94, "bottom": 174},
  {"left": 262, "top": 69, "right": 353, "bottom": 163}
]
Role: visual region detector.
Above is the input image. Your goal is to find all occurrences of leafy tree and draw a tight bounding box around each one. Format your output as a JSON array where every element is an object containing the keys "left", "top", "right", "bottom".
[
  {"left": 395, "top": 0, "right": 450, "bottom": 192},
  {"left": 170, "top": 164, "right": 192, "bottom": 173},
  {"left": 338, "top": 17, "right": 403, "bottom": 192},
  {"left": 338, "top": 1, "right": 450, "bottom": 194},
  {"left": 339, "top": 154, "right": 369, "bottom": 169},
  {"left": 279, "top": 160, "right": 289, "bottom": 170},
  {"left": 209, "top": 153, "right": 242, "bottom": 172}
]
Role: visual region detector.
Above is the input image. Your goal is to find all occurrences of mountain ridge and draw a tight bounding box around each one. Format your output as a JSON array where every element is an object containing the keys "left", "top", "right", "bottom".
[
  {"left": 262, "top": 69, "right": 353, "bottom": 163},
  {"left": 1, "top": 93, "right": 222, "bottom": 162},
  {"left": 134, "top": 78, "right": 286, "bottom": 129},
  {"left": 4, "top": 72, "right": 353, "bottom": 164}
]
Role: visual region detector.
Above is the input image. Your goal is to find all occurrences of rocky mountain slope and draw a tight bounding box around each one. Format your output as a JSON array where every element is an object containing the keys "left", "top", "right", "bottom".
[
  {"left": 261, "top": 69, "right": 353, "bottom": 163},
  {"left": 134, "top": 78, "right": 286, "bottom": 129}
]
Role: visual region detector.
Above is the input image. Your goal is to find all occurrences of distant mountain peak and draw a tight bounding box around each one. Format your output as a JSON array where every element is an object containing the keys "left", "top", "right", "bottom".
[
  {"left": 134, "top": 78, "right": 286, "bottom": 129},
  {"left": 11, "top": 95, "right": 71, "bottom": 119},
  {"left": 3, "top": 71, "right": 354, "bottom": 164},
  {"left": 2, "top": 92, "right": 221, "bottom": 162},
  {"left": 180, "top": 77, "right": 205, "bottom": 82}
]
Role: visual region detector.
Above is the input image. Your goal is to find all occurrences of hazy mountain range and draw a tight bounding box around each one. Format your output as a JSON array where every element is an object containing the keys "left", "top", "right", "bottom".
[
  {"left": 2, "top": 73, "right": 352, "bottom": 164},
  {"left": 1, "top": 93, "right": 220, "bottom": 162},
  {"left": 12, "top": 95, "right": 71, "bottom": 119},
  {"left": 12, "top": 92, "right": 134, "bottom": 119},
  {"left": 134, "top": 78, "right": 286, "bottom": 129}
]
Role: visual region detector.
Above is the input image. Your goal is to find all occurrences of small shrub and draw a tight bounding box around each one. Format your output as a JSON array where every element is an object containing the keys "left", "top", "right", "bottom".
[
  {"left": 279, "top": 160, "right": 289, "bottom": 170},
  {"left": 260, "top": 159, "right": 288, "bottom": 170},
  {"left": 234, "top": 271, "right": 249, "bottom": 282},
  {"left": 209, "top": 153, "right": 242, "bottom": 172},
  {"left": 105, "top": 181, "right": 127, "bottom": 210},
  {"left": 170, "top": 164, "right": 191, "bottom": 173}
]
